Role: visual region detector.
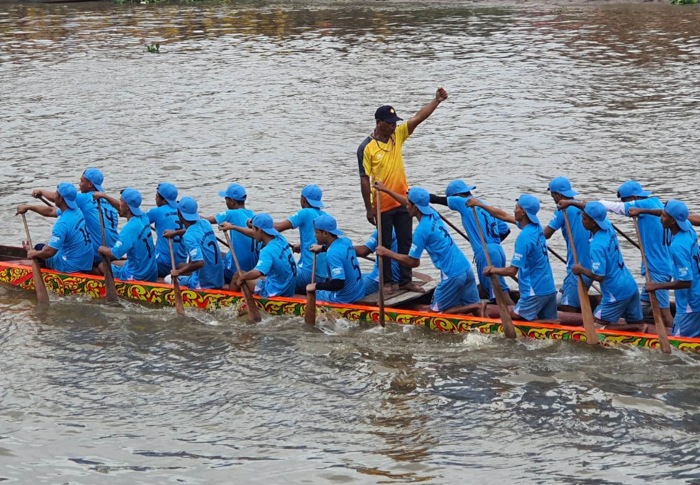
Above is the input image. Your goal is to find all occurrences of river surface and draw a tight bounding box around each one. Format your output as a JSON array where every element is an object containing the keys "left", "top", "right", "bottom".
[{"left": 1, "top": 1, "right": 700, "bottom": 483}]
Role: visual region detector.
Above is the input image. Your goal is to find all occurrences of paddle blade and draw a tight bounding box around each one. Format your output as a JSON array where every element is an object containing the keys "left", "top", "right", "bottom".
[
  {"left": 577, "top": 278, "right": 599, "bottom": 345},
  {"left": 491, "top": 275, "right": 516, "bottom": 339},
  {"left": 305, "top": 291, "right": 317, "bottom": 326},
  {"left": 31, "top": 259, "right": 50, "bottom": 305},
  {"left": 102, "top": 257, "right": 119, "bottom": 303},
  {"left": 649, "top": 293, "right": 672, "bottom": 354},
  {"left": 241, "top": 284, "right": 262, "bottom": 323},
  {"left": 172, "top": 276, "right": 186, "bottom": 316}
]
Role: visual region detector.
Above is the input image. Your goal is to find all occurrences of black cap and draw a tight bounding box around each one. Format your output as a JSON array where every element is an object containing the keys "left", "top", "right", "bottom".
[{"left": 374, "top": 105, "right": 402, "bottom": 123}]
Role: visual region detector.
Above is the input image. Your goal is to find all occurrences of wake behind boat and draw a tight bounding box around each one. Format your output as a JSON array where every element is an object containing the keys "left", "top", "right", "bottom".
[{"left": 3, "top": 244, "right": 699, "bottom": 354}]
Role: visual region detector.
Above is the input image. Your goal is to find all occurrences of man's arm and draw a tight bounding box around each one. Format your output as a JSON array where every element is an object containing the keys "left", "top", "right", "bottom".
[
  {"left": 27, "top": 245, "right": 58, "bottom": 260},
  {"left": 374, "top": 181, "right": 408, "bottom": 207},
  {"left": 429, "top": 194, "right": 448, "bottom": 207},
  {"left": 627, "top": 207, "right": 662, "bottom": 217},
  {"left": 92, "top": 192, "right": 121, "bottom": 210},
  {"left": 360, "top": 176, "right": 376, "bottom": 226},
  {"left": 274, "top": 219, "right": 293, "bottom": 232},
  {"left": 467, "top": 198, "right": 516, "bottom": 224},
  {"left": 376, "top": 245, "right": 420, "bottom": 268},
  {"left": 484, "top": 265, "right": 518, "bottom": 278},
  {"left": 171, "top": 260, "right": 204, "bottom": 277},
  {"left": 543, "top": 226, "right": 555, "bottom": 240},
  {"left": 557, "top": 199, "right": 586, "bottom": 211},
  {"left": 16, "top": 204, "right": 58, "bottom": 218},
  {"left": 406, "top": 87, "right": 448, "bottom": 135},
  {"left": 572, "top": 263, "right": 605, "bottom": 283},
  {"left": 690, "top": 214, "right": 700, "bottom": 226},
  {"left": 220, "top": 223, "right": 254, "bottom": 238},
  {"left": 31, "top": 189, "right": 56, "bottom": 203}
]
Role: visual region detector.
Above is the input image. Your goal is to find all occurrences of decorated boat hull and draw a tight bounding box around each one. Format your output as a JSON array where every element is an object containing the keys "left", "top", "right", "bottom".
[{"left": 1, "top": 255, "right": 699, "bottom": 354}]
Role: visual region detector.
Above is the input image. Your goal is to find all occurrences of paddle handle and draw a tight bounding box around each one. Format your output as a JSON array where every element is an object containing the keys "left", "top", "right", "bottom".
[
  {"left": 224, "top": 230, "right": 261, "bottom": 323},
  {"left": 471, "top": 207, "right": 516, "bottom": 339},
  {"left": 632, "top": 217, "right": 671, "bottom": 353},
  {"left": 305, "top": 252, "right": 317, "bottom": 326},
  {"left": 167, "top": 238, "right": 186, "bottom": 315},
  {"left": 375, "top": 188, "right": 386, "bottom": 327},
  {"left": 21, "top": 213, "right": 50, "bottom": 304},
  {"left": 96, "top": 198, "right": 119, "bottom": 303},
  {"left": 613, "top": 223, "right": 641, "bottom": 250}
]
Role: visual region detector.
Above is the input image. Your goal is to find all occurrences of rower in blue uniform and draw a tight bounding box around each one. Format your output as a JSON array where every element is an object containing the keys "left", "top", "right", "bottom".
[
  {"left": 306, "top": 215, "right": 365, "bottom": 304},
  {"left": 147, "top": 182, "right": 187, "bottom": 278},
  {"left": 17, "top": 182, "right": 93, "bottom": 274},
  {"left": 96, "top": 188, "right": 158, "bottom": 282},
  {"left": 353, "top": 229, "right": 402, "bottom": 297}
]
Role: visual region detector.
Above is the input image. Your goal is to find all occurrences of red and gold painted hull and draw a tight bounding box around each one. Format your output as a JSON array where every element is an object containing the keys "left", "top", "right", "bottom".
[{"left": 2, "top": 259, "right": 700, "bottom": 354}]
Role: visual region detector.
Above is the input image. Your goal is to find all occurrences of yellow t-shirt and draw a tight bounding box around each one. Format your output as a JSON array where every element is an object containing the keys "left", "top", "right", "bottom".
[{"left": 358, "top": 123, "right": 410, "bottom": 213}]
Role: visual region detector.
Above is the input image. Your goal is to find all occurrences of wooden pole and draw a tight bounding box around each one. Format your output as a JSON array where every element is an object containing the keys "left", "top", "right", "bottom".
[
  {"left": 96, "top": 199, "right": 118, "bottom": 303},
  {"left": 375, "top": 188, "right": 386, "bottom": 327},
  {"left": 168, "top": 238, "right": 186, "bottom": 316},
  {"left": 305, "top": 253, "right": 317, "bottom": 326},
  {"left": 223, "top": 230, "right": 262, "bottom": 323},
  {"left": 21, "top": 214, "right": 50, "bottom": 305}
]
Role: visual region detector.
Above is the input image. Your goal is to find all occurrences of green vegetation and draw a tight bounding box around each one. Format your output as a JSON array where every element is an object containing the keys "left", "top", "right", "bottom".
[
  {"left": 146, "top": 43, "right": 160, "bottom": 53},
  {"left": 671, "top": 0, "right": 697, "bottom": 4}
]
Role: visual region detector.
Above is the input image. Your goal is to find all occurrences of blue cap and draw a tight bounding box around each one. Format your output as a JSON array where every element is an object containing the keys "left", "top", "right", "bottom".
[
  {"left": 664, "top": 200, "right": 693, "bottom": 232},
  {"left": 251, "top": 213, "right": 280, "bottom": 237},
  {"left": 374, "top": 105, "right": 402, "bottom": 123},
  {"left": 218, "top": 183, "right": 247, "bottom": 202},
  {"left": 121, "top": 188, "right": 144, "bottom": 217},
  {"left": 157, "top": 182, "right": 178, "bottom": 208},
  {"left": 56, "top": 182, "right": 78, "bottom": 210},
  {"left": 83, "top": 168, "right": 104, "bottom": 192},
  {"left": 408, "top": 187, "right": 435, "bottom": 216},
  {"left": 617, "top": 180, "right": 652, "bottom": 199},
  {"left": 446, "top": 180, "right": 476, "bottom": 197},
  {"left": 178, "top": 196, "right": 199, "bottom": 222},
  {"left": 301, "top": 184, "right": 324, "bottom": 208},
  {"left": 584, "top": 201, "right": 612, "bottom": 232},
  {"left": 313, "top": 214, "right": 343, "bottom": 236},
  {"left": 548, "top": 176, "right": 578, "bottom": 198},
  {"left": 516, "top": 194, "right": 541, "bottom": 225}
]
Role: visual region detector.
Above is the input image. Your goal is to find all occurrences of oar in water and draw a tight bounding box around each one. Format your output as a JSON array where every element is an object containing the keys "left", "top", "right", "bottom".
[
  {"left": 223, "top": 230, "right": 261, "bottom": 323},
  {"left": 632, "top": 217, "right": 671, "bottom": 353},
  {"left": 96, "top": 199, "right": 119, "bottom": 303},
  {"left": 375, "top": 188, "right": 386, "bottom": 327},
  {"left": 20, "top": 214, "right": 50, "bottom": 305},
  {"left": 167, "top": 238, "right": 186, "bottom": 316},
  {"left": 562, "top": 210, "right": 599, "bottom": 345},
  {"left": 471, "top": 207, "right": 516, "bottom": 339},
  {"left": 305, "top": 253, "right": 317, "bottom": 326}
]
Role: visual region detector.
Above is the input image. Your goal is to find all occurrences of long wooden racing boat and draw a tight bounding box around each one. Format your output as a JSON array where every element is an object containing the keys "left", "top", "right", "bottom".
[{"left": 2, "top": 245, "right": 699, "bottom": 354}]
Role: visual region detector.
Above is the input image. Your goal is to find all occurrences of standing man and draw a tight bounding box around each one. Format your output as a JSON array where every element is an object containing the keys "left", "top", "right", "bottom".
[
  {"left": 544, "top": 176, "right": 592, "bottom": 313},
  {"left": 17, "top": 182, "right": 93, "bottom": 274},
  {"left": 147, "top": 182, "right": 188, "bottom": 278},
  {"left": 468, "top": 195, "right": 558, "bottom": 322},
  {"left": 358, "top": 87, "right": 448, "bottom": 293},
  {"left": 164, "top": 197, "right": 224, "bottom": 290}
]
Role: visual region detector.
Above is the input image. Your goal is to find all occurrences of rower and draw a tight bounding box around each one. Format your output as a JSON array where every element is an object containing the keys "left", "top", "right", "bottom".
[
  {"left": 374, "top": 184, "right": 483, "bottom": 315},
  {"left": 163, "top": 196, "right": 224, "bottom": 289},
  {"left": 233, "top": 213, "right": 296, "bottom": 298},
  {"left": 469, "top": 194, "right": 558, "bottom": 322},
  {"left": 429, "top": 179, "right": 513, "bottom": 305},
  {"left": 272, "top": 184, "right": 329, "bottom": 293},
  {"left": 630, "top": 201, "right": 700, "bottom": 338},
  {"left": 205, "top": 183, "right": 258, "bottom": 283},
  {"left": 353, "top": 229, "right": 402, "bottom": 297},
  {"left": 544, "top": 176, "right": 593, "bottom": 313},
  {"left": 146, "top": 182, "right": 188, "bottom": 278},
  {"left": 16, "top": 182, "right": 93, "bottom": 274},
  {"left": 95, "top": 188, "right": 158, "bottom": 282},
  {"left": 306, "top": 215, "right": 364, "bottom": 304},
  {"left": 564, "top": 201, "right": 644, "bottom": 329}
]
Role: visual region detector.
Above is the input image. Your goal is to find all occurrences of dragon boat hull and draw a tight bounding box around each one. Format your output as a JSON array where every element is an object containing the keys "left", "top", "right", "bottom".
[{"left": 1, "top": 246, "right": 699, "bottom": 354}]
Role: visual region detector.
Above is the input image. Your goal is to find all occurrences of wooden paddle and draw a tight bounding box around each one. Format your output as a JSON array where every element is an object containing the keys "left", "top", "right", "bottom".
[
  {"left": 562, "top": 209, "right": 599, "bottom": 345},
  {"left": 471, "top": 207, "right": 516, "bottom": 339},
  {"left": 546, "top": 228, "right": 602, "bottom": 295},
  {"left": 612, "top": 223, "right": 641, "bottom": 250},
  {"left": 223, "top": 230, "right": 261, "bottom": 323},
  {"left": 21, "top": 214, "right": 50, "bottom": 305},
  {"left": 167, "top": 238, "right": 186, "bottom": 316},
  {"left": 375, "top": 188, "right": 386, "bottom": 327},
  {"left": 305, "top": 252, "right": 317, "bottom": 326},
  {"left": 632, "top": 217, "right": 671, "bottom": 353},
  {"left": 96, "top": 199, "right": 118, "bottom": 303}
]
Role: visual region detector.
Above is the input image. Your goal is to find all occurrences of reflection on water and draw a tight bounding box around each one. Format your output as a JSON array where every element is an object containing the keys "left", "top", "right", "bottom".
[{"left": 1, "top": 1, "right": 700, "bottom": 483}]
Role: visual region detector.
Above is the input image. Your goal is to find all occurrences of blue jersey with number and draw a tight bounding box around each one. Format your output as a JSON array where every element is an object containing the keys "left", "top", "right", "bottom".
[
  {"left": 670, "top": 229, "right": 700, "bottom": 314},
  {"left": 512, "top": 223, "right": 556, "bottom": 297},
  {"left": 322, "top": 236, "right": 365, "bottom": 303},
  {"left": 287, "top": 207, "right": 328, "bottom": 279},
  {"left": 47, "top": 207, "right": 93, "bottom": 273},
  {"left": 75, "top": 192, "right": 119, "bottom": 262},
  {"left": 447, "top": 195, "right": 509, "bottom": 257},
  {"left": 147, "top": 205, "right": 187, "bottom": 269},
  {"left": 215, "top": 208, "right": 259, "bottom": 273},
  {"left": 589, "top": 229, "right": 637, "bottom": 303},
  {"left": 363, "top": 229, "right": 401, "bottom": 283},
  {"left": 182, "top": 219, "right": 224, "bottom": 289},
  {"left": 548, "top": 205, "right": 592, "bottom": 270},
  {"left": 111, "top": 214, "right": 157, "bottom": 282},
  {"left": 623, "top": 197, "right": 672, "bottom": 276},
  {"left": 409, "top": 213, "right": 471, "bottom": 278},
  {"left": 254, "top": 235, "right": 296, "bottom": 297}
]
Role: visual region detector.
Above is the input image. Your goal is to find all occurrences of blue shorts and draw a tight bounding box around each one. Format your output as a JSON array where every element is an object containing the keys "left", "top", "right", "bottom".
[
  {"left": 559, "top": 272, "right": 593, "bottom": 308},
  {"left": 362, "top": 275, "right": 380, "bottom": 296},
  {"left": 45, "top": 253, "right": 91, "bottom": 274},
  {"left": 112, "top": 263, "right": 135, "bottom": 281},
  {"left": 672, "top": 312, "right": 700, "bottom": 338},
  {"left": 156, "top": 257, "right": 172, "bottom": 279},
  {"left": 178, "top": 274, "right": 200, "bottom": 289},
  {"left": 430, "top": 268, "right": 480, "bottom": 312},
  {"left": 640, "top": 270, "right": 671, "bottom": 309},
  {"left": 474, "top": 246, "right": 509, "bottom": 301},
  {"left": 594, "top": 291, "right": 643, "bottom": 324},
  {"left": 294, "top": 266, "right": 313, "bottom": 293},
  {"left": 513, "top": 292, "right": 558, "bottom": 321}
]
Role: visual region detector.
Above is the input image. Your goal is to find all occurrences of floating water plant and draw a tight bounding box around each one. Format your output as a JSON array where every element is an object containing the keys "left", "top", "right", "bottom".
[{"left": 146, "top": 43, "right": 160, "bottom": 53}]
